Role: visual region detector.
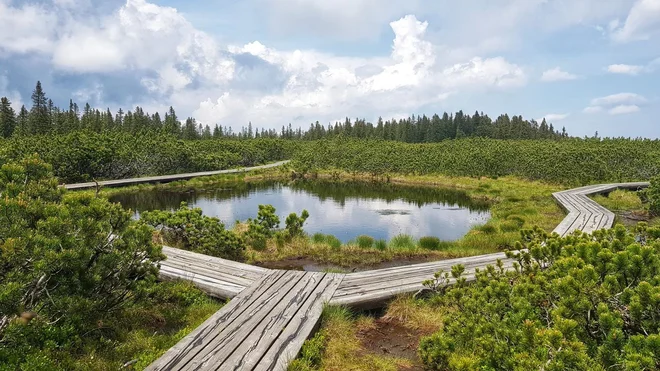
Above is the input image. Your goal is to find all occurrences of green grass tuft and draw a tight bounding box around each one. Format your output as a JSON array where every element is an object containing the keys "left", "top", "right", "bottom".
[
  {"left": 418, "top": 236, "right": 441, "bottom": 250},
  {"left": 499, "top": 221, "right": 520, "bottom": 232},
  {"left": 374, "top": 239, "right": 388, "bottom": 251},
  {"left": 356, "top": 235, "right": 375, "bottom": 249},
  {"left": 389, "top": 234, "right": 416, "bottom": 250},
  {"left": 478, "top": 224, "right": 498, "bottom": 234},
  {"left": 312, "top": 233, "right": 326, "bottom": 244}
]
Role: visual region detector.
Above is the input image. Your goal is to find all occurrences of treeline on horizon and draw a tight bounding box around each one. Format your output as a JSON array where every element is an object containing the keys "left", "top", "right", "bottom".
[{"left": 0, "top": 81, "right": 571, "bottom": 142}]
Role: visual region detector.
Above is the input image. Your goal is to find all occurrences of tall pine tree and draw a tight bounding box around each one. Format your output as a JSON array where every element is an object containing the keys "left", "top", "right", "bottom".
[
  {"left": 29, "top": 81, "right": 50, "bottom": 134},
  {"left": 0, "top": 97, "right": 16, "bottom": 138}
]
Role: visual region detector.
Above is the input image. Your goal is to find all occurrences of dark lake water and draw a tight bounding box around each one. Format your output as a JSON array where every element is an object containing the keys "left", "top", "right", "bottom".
[{"left": 109, "top": 181, "right": 491, "bottom": 242}]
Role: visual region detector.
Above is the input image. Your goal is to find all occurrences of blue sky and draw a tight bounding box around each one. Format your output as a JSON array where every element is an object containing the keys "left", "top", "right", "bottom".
[{"left": 0, "top": 0, "right": 659, "bottom": 137}]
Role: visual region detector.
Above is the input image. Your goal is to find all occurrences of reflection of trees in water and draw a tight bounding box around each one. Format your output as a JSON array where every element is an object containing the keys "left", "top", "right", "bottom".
[
  {"left": 109, "top": 181, "right": 280, "bottom": 212},
  {"left": 109, "top": 179, "right": 489, "bottom": 213},
  {"left": 288, "top": 180, "right": 490, "bottom": 211}
]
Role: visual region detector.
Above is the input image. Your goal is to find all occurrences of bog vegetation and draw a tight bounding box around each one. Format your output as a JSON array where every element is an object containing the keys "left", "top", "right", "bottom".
[
  {"left": 0, "top": 156, "right": 221, "bottom": 369},
  {"left": 293, "top": 137, "right": 660, "bottom": 185},
  {"left": 3, "top": 80, "right": 660, "bottom": 370},
  {"left": 418, "top": 224, "right": 660, "bottom": 370}
]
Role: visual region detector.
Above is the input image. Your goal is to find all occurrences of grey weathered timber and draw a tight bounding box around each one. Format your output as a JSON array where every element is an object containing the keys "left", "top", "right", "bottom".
[
  {"left": 95, "top": 177, "right": 647, "bottom": 370},
  {"left": 551, "top": 182, "right": 648, "bottom": 237},
  {"left": 146, "top": 271, "right": 343, "bottom": 371},
  {"left": 64, "top": 160, "right": 290, "bottom": 190},
  {"left": 159, "top": 246, "right": 270, "bottom": 299}
]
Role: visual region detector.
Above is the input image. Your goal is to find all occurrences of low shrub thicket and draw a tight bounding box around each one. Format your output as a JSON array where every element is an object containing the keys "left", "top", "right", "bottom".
[
  {"left": 141, "top": 202, "right": 246, "bottom": 261},
  {"left": 419, "top": 224, "right": 660, "bottom": 370},
  {"left": 293, "top": 137, "right": 660, "bottom": 185}
]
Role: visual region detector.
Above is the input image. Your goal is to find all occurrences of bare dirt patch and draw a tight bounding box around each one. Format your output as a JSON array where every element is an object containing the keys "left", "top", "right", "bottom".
[{"left": 356, "top": 318, "right": 426, "bottom": 370}]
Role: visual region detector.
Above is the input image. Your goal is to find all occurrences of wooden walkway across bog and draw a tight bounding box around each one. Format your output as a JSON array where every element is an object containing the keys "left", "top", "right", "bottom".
[
  {"left": 551, "top": 182, "right": 649, "bottom": 237},
  {"left": 64, "top": 160, "right": 290, "bottom": 190},
  {"left": 146, "top": 271, "right": 343, "bottom": 371},
  {"left": 109, "top": 178, "right": 646, "bottom": 370}
]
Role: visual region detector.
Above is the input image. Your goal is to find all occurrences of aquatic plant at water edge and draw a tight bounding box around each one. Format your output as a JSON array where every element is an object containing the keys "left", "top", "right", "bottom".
[
  {"left": 356, "top": 235, "right": 375, "bottom": 249},
  {"left": 374, "top": 239, "right": 388, "bottom": 251},
  {"left": 418, "top": 236, "right": 441, "bottom": 250},
  {"left": 389, "top": 234, "right": 416, "bottom": 250}
]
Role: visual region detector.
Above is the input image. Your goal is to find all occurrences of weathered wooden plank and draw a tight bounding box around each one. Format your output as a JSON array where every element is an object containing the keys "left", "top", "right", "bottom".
[
  {"left": 158, "top": 265, "right": 246, "bottom": 298},
  {"left": 160, "top": 259, "right": 255, "bottom": 288},
  {"left": 185, "top": 271, "right": 307, "bottom": 370},
  {"left": 554, "top": 193, "right": 590, "bottom": 236},
  {"left": 145, "top": 270, "right": 287, "bottom": 370},
  {"left": 341, "top": 252, "right": 508, "bottom": 283},
  {"left": 64, "top": 160, "right": 291, "bottom": 190},
  {"left": 331, "top": 273, "right": 480, "bottom": 309},
  {"left": 162, "top": 246, "right": 269, "bottom": 278},
  {"left": 336, "top": 255, "right": 510, "bottom": 293},
  {"left": 208, "top": 272, "right": 328, "bottom": 370},
  {"left": 254, "top": 273, "right": 344, "bottom": 371},
  {"left": 335, "top": 261, "right": 515, "bottom": 301}
]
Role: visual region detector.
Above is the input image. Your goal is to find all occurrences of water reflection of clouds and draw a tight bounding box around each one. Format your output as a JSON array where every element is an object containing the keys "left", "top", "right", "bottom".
[{"left": 119, "top": 184, "right": 490, "bottom": 243}]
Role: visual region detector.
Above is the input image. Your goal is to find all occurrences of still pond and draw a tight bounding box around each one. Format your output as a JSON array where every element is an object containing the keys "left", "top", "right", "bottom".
[{"left": 110, "top": 180, "right": 491, "bottom": 243}]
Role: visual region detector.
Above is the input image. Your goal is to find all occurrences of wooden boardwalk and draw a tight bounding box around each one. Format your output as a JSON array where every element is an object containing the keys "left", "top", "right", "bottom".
[
  {"left": 64, "top": 160, "right": 290, "bottom": 190},
  {"left": 551, "top": 182, "right": 648, "bottom": 237},
  {"left": 159, "top": 246, "right": 270, "bottom": 299},
  {"left": 96, "top": 177, "right": 645, "bottom": 370},
  {"left": 146, "top": 271, "right": 343, "bottom": 371}
]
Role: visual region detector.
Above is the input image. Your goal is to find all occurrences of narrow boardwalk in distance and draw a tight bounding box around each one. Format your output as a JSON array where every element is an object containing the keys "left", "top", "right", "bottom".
[
  {"left": 64, "top": 160, "right": 290, "bottom": 190},
  {"left": 71, "top": 167, "right": 644, "bottom": 371}
]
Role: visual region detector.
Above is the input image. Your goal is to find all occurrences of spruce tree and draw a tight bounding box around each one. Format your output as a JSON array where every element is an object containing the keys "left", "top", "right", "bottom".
[
  {"left": 14, "top": 105, "right": 29, "bottom": 136},
  {"left": 164, "top": 106, "right": 179, "bottom": 135},
  {"left": 0, "top": 97, "right": 16, "bottom": 138},
  {"left": 29, "top": 81, "right": 50, "bottom": 134}
]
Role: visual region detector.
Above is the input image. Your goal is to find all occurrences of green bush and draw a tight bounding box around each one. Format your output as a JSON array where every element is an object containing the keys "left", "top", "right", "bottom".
[
  {"left": 374, "top": 239, "right": 388, "bottom": 251},
  {"left": 0, "top": 155, "right": 162, "bottom": 368},
  {"left": 418, "top": 236, "right": 441, "bottom": 250},
  {"left": 285, "top": 210, "right": 310, "bottom": 238},
  {"left": 419, "top": 224, "right": 660, "bottom": 370},
  {"left": 389, "top": 234, "right": 416, "bottom": 250},
  {"left": 0, "top": 132, "right": 297, "bottom": 183},
  {"left": 293, "top": 137, "right": 660, "bottom": 185},
  {"left": 248, "top": 204, "right": 280, "bottom": 236},
  {"left": 141, "top": 202, "right": 245, "bottom": 261},
  {"left": 647, "top": 175, "right": 660, "bottom": 216},
  {"left": 246, "top": 204, "right": 280, "bottom": 249},
  {"left": 356, "top": 235, "right": 375, "bottom": 249}
]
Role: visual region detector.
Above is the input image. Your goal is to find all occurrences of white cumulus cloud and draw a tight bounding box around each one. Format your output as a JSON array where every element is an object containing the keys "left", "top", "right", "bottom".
[
  {"left": 611, "top": 0, "right": 660, "bottom": 42},
  {"left": 609, "top": 104, "right": 641, "bottom": 115},
  {"left": 585, "top": 93, "right": 647, "bottom": 115},
  {"left": 590, "top": 92, "right": 647, "bottom": 106},
  {"left": 606, "top": 64, "right": 644, "bottom": 75},
  {"left": 583, "top": 106, "right": 603, "bottom": 114},
  {"left": 541, "top": 67, "right": 579, "bottom": 82},
  {"left": 0, "top": 0, "right": 531, "bottom": 131},
  {"left": 538, "top": 113, "right": 569, "bottom": 122}
]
